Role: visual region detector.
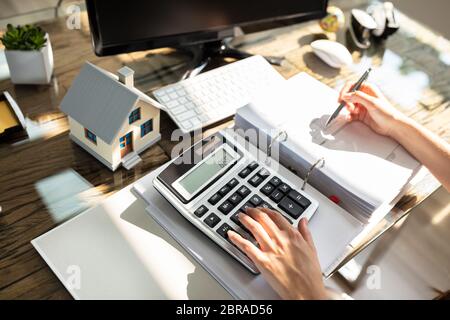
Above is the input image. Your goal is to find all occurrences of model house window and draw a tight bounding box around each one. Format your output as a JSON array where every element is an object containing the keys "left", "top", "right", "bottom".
[
  {"left": 129, "top": 108, "right": 141, "bottom": 124},
  {"left": 141, "top": 119, "right": 153, "bottom": 137},
  {"left": 84, "top": 128, "right": 97, "bottom": 144}
]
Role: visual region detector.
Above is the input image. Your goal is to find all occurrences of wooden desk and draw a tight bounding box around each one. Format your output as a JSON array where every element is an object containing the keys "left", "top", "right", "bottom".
[{"left": 0, "top": 2, "right": 449, "bottom": 299}]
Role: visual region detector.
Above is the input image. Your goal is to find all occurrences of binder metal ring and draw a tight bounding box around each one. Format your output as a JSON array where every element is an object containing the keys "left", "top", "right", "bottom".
[
  {"left": 267, "top": 130, "right": 288, "bottom": 161},
  {"left": 301, "top": 158, "right": 325, "bottom": 191}
]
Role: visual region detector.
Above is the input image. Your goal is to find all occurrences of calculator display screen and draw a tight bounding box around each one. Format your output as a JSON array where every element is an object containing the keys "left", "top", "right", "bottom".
[{"left": 177, "top": 148, "right": 235, "bottom": 196}]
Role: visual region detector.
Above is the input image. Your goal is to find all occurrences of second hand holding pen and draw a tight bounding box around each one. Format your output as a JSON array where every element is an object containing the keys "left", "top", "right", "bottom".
[{"left": 325, "top": 68, "right": 372, "bottom": 128}]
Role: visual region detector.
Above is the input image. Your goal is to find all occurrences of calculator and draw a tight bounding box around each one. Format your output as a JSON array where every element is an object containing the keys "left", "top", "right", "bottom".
[{"left": 153, "top": 132, "right": 319, "bottom": 274}]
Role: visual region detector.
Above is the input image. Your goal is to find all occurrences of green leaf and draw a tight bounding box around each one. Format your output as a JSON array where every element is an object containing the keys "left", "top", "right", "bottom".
[{"left": 0, "top": 24, "right": 47, "bottom": 51}]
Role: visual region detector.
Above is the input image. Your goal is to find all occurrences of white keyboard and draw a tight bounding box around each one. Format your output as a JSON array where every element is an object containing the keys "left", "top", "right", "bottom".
[{"left": 153, "top": 55, "right": 285, "bottom": 133}]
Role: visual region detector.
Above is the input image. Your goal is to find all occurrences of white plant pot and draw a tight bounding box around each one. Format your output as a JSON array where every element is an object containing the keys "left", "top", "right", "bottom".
[{"left": 4, "top": 34, "right": 54, "bottom": 85}]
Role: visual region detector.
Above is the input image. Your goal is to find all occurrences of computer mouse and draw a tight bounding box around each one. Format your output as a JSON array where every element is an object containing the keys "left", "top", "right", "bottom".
[{"left": 311, "top": 39, "right": 353, "bottom": 68}]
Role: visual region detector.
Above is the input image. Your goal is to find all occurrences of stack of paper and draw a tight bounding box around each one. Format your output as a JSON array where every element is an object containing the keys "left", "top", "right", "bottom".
[{"left": 235, "top": 73, "right": 420, "bottom": 222}]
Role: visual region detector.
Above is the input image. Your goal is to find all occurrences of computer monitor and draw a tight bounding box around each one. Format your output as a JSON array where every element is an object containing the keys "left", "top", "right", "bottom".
[{"left": 86, "top": 0, "right": 328, "bottom": 56}]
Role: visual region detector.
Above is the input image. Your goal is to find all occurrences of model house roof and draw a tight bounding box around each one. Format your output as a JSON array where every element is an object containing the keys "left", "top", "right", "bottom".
[{"left": 60, "top": 62, "right": 161, "bottom": 144}]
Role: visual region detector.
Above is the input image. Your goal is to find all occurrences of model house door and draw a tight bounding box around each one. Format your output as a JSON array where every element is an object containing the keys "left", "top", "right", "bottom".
[{"left": 120, "top": 132, "right": 133, "bottom": 158}]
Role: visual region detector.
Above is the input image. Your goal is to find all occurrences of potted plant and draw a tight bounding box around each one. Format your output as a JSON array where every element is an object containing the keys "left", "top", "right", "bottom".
[{"left": 0, "top": 24, "right": 54, "bottom": 84}]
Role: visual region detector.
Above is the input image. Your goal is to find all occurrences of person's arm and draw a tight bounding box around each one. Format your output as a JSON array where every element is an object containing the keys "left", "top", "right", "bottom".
[{"left": 340, "top": 82, "right": 450, "bottom": 191}]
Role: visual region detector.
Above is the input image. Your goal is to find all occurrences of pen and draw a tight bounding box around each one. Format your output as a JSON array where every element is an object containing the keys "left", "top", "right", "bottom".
[{"left": 325, "top": 68, "right": 372, "bottom": 127}]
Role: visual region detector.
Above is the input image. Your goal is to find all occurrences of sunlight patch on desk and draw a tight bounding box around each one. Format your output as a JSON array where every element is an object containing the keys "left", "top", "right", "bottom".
[
  {"left": 0, "top": 49, "right": 10, "bottom": 81},
  {"left": 35, "top": 169, "right": 105, "bottom": 223},
  {"left": 351, "top": 50, "right": 430, "bottom": 111}
]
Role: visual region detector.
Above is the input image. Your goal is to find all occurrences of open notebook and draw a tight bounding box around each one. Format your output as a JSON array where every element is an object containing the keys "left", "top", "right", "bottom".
[{"left": 235, "top": 73, "right": 421, "bottom": 223}]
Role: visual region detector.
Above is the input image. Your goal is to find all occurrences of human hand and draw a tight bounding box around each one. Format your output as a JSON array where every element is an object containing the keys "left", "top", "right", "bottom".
[
  {"left": 339, "top": 82, "right": 408, "bottom": 138},
  {"left": 227, "top": 207, "right": 328, "bottom": 300}
]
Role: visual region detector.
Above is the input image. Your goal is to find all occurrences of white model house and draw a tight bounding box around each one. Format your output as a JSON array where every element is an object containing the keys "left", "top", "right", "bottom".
[{"left": 61, "top": 62, "right": 161, "bottom": 171}]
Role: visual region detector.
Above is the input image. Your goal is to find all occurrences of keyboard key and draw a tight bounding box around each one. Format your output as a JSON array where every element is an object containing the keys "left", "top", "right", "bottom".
[
  {"left": 216, "top": 223, "right": 235, "bottom": 241},
  {"left": 194, "top": 205, "right": 208, "bottom": 218},
  {"left": 177, "top": 110, "right": 196, "bottom": 121},
  {"left": 288, "top": 190, "right": 312, "bottom": 209},
  {"left": 278, "top": 183, "right": 291, "bottom": 194},
  {"left": 247, "top": 161, "right": 259, "bottom": 171},
  {"left": 278, "top": 196, "right": 304, "bottom": 219},
  {"left": 240, "top": 202, "right": 254, "bottom": 213},
  {"left": 228, "top": 193, "right": 243, "bottom": 206},
  {"left": 170, "top": 105, "right": 187, "bottom": 115},
  {"left": 238, "top": 167, "right": 252, "bottom": 178},
  {"left": 257, "top": 168, "right": 270, "bottom": 178},
  {"left": 169, "top": 92, "right": 178, "bottom": 99},
  {"left": 270, "top": 190, "right": 284, "bottom": 203},
  {"left": 159, "top": 95, "right": 170, "bottom": 103},
  {"left": 248, "top": 174, "right": 264, "bottom": 187},
  {"left": 181, "top": 120, "right": 192, "bottom": 129},
  {"left": 237, "top": 185, "right": 251, "bottom": 198},
  {"left": 231, "top": 211, "right": 245, "bottom": 229},
  {"left": 218, "top": 201, "right": 234, "bottom": 215},
  {"left": 204, "top": 213, "right": 221, "bottom": 228},
  {"left": 208, "top": 193, "right": 222, "bottom": 205},
  {"left": 227, "top": 178, "right": 239, "bottom": 189},
  {"left": 260, "top": 182, "right": 275, "bottom": 196},
  {"left": 269, "top": 176, "right": 282, "bottom": 187},
  {"left": 218, "top": 185, "right": 231, "bottom": 196},
  {"left": 166, "top": 100, "right": 179, "bottom": 108},
  {"left": 249, "top": 194, "right": 263, "bottom": 207}
]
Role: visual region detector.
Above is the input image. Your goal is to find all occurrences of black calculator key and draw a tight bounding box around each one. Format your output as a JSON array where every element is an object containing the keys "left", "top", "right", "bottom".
[
  {"left": 257, "top": 168, "right": 270, "bottom": 178},
  {"left": 204, "top": 213, "right": 221, "bottom": 228},
  {"left": 240, "top": 202, "right": 254, "bottom": 213},
  {"left": 278, "top": 196, "right": 305, "bottom": 219},
  {"left": 260, "top": 182, "right": 275, "bottom": 196},
  {"left": 249, "top": 174, "right": 264, "bottom": 187},
  {"left": 231, "top": 211, "right": 244, "bottom": 227},
  {"left": 228, "top": 193, "right": 243, "bottom": 206},
  {"left": 218, "top": 200, "right": 234, "bottom": 215},
  {"left": 269, "top": 176, "right": 282, "bottom": 187},
  {"left": 237, "top": 185, "right": 251, "bottom": 198},
  {"left": 194, "top": 205, "right": 208, "bottom": 217},
  {"left": 227, "top": 178, "right": 239, "bottom": 189},
  {"left": 208, "top": 193, "right": 222, "bottom": 205},
  {"left": 238, "top": 167, "right": 252, "bottom": 178},
  {"left": 278, "top": 183, "right": 291, "bottom": 194},
  {"left": 218, "top": 185, "right": 231, "bottom": 196},
  {"left": 288, "top": 190, "right": 311, "bottom": 209},
  {"left": 260, "top": 201, "right": 273, "bottom": 210},
  {"left": 247, "top": 161, "right": 259, "bottom": 171},
  {"left": 216, "top": 223, "right": 235, "bottom": 240},
  {"left": 270, "top": 190, "right": 284, "bottom": 203},
  {"left": 249, "top": 194, "right": 263, "bottom": 207}
]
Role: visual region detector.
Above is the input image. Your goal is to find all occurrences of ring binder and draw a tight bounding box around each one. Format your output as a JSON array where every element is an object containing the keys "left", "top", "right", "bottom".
[
  {"left": 302, "top": 158, "right": 325, "bottom": 191},
  {"left": 266, "top": 131, "right": 288, "bottom": 163}
]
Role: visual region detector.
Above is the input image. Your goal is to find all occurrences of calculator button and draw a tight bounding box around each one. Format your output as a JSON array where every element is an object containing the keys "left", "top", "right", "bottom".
[
  {"left": 260, "top": 182, "right": 275, "bottom": 196},
  {"left": 269, "top": 176, "right": 282, "bottom": 187},
  {"left": 218, "top": 200, "right": 234, "bottom": 215},
  {"left": 240, "top": 202, "right": 254, "bottom": 213},
  {"left": 260, "top": 201, "right": 273, "bottom": 210},
  {"left": 288, "top": 190, "right": 311, "bottom": 209},
  {"left": 278, "top": 196, "right": 304, "bottom": 219},
  {"left": 239, "top": 167, "right": 252, "bottom": 178},
  {"left": 231, "top": 212, "right": 246, "bottom": 230},
  {"left": 249, "top": 194, "right": 263, "bottom": 207},
  {"left": 249, "top": 174, "right": 264, "bottom": 187},
  {"left": 194, "top": 205, "right": 208, "bottom": 217},
  {"left": 204, "top": 213, "right": 221, "bottom": 228},
  {"left": 278, "top": 183, "right": 291, "bottom": 194},
  {"left": 237, "top": 185, "right": 251, "bottom": 198},
  {"left": 208, "top": 193, "right": 222, "bottom": 205},
  {"left": 218, "top": 185, "right": 231, "bottom": 196},
  {"left": 257, "top": 168, "right": 270, "bottom": 178},
  {"left": 216, "top": 223, "right": 235, "bottom": 241},
  {"left": 227, "top": 178, "right": 239, "bottom": 189},
  {"left": 270, "top": 190, "right": 284, "bottom": 203},
  {"left": 228, "top": 193, "right": 243, "bottom": 206},
  {"left": 247, "top": 161, "right": 259, "bottom": 171}
]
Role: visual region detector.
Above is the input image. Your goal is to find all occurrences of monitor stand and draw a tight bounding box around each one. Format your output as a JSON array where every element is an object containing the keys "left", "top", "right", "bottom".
[{"left": 178, "top": 39, "right": 284, "bottom": 80}]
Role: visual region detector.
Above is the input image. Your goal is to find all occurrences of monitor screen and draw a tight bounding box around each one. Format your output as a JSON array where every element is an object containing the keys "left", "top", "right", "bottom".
[{"left": 86, "top": 0, "right": 328, "bottom": 55}]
